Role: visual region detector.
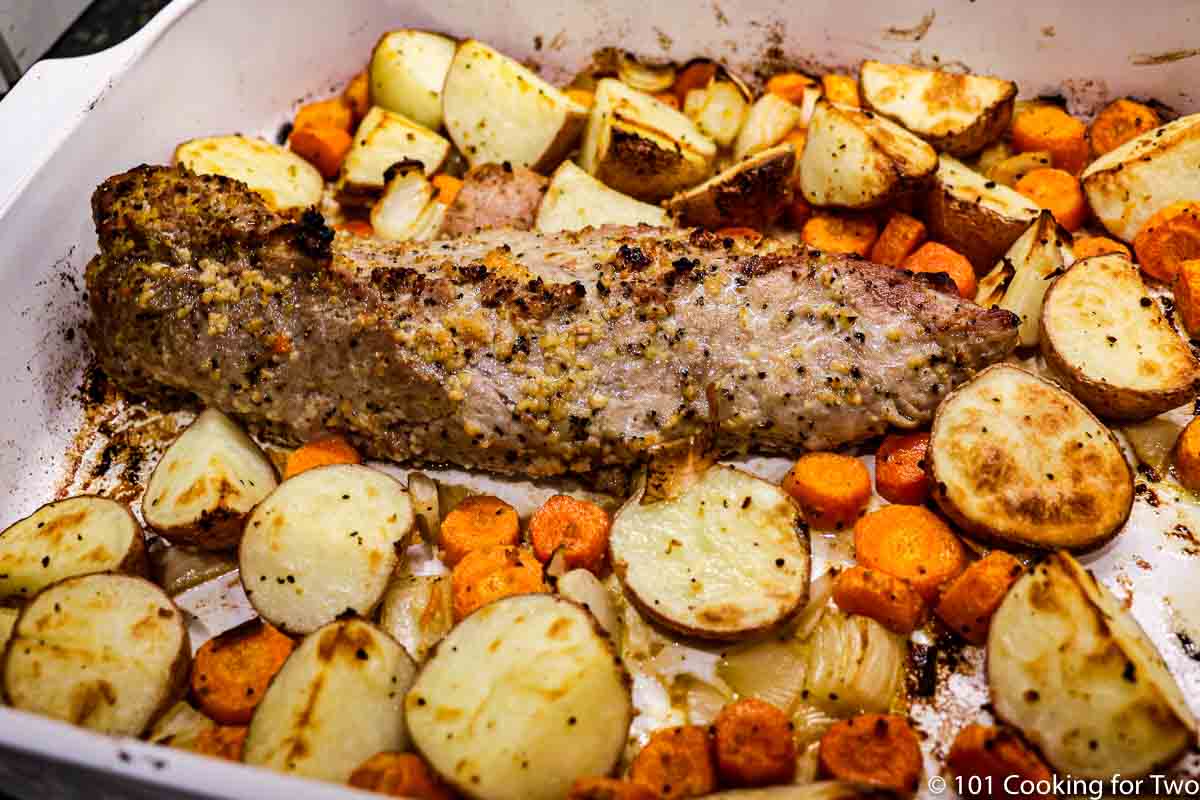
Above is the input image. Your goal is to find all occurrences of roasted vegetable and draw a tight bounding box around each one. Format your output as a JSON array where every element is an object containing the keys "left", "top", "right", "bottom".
[
  {"left": 174, "top": 135, "right": 323, "bottom": 211},
  {"left": 536, "top": 161, "right": 670, "bottom": 232},
  {"left": 925, "top": 154, "right": 1040, "bottom": 269},
  {"left": 338, "top": 106, "right": 451, "bottom": 205},
  {"left": 369, "top": 29, "right": 457, "bottom": 130},
  {"left": 665, "top": 143, "right": 794, "bottom": 229}
]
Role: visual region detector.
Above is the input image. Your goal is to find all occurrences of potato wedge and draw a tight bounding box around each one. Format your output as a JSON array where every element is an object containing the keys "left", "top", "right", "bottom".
[
  {"left": 733, "top": 93, "right": 804, "bottom": 162},
  {"left": 610, "top": 465, "right": 809, "bottom": 640},
  {"left": 244, "top": 618, "right": 417, "bottom": 781},
  {"left": 0, "top": 495, "right": 145, "bottom": 601},
  {"left": 536, "top": 161, "right": 670, "bottom": 233},
  {"left": 989, "top": 552, "right": 1196, "bottom": 778},
  {"left": 142, "top": 409, "right": 278, "bottom": 550},
  {"left": 3, "top": 574, "right": 188, "bottom": 735},
  {"left": 369, "top": 30, "right": 457, "bottom": 130},
  {"left": 1081, "top": 112, "right": 1200, "bottom": 242},
  {"left": 974, "top": 210, "right": 1073, "bottom": 346},
  {"left": 442, "top": 40, "right": 587, "bottom": 171},
  {"left": 929, "top": 364, "right": 1133, "bottom": 550},
  {"left": 800, "top": 100, "right": 937, "bottom": 210},
  {"left": 338, "top": 106, "right": 451, "bottom": 206},
  {"left": 580, "top": 78, "right": 717, "bottom": 201},
  {"left": 379, "top": 574, "right": 452, "bottom": 662},
  {"left": 859, "top": 61, "right": 1016, "bottom": 157},
  {"left": 925, "top": 154, "right": 1040, "bottom": 269},
  {"left": 406, "top": 594, "right": 630, "bottom": 800},
  {"left": 174, "top": 135, "right": 323, "bottom": 211},
  {"left": 665, "top": 143, "right": 795, "bottom": 229},
  {"left": 239, "top": 464, "right": 413, "bottom": 635},
  {"left": 1041, "top": 254, "right": 1200, "bottom": 420}
]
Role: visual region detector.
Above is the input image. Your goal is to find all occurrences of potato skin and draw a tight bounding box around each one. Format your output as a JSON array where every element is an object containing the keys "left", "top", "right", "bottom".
[
  {"left": 925, "top": 184, "right": 1030, "bottom": 270},
  {"left": 595, "top": 127, "right": 711, "bottom": 201},
  {"left": 666, "top": 144, "right": 795, "bottom": 229}
]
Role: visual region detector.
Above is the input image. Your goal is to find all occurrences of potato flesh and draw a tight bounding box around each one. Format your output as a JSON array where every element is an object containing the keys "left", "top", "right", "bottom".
[
  {"left": 370, "top": 169, "right": 436, "bottom": 240},
  {"left": 664, "top": 143, "right": 795, "bottom": 229},
  {"left": 240, "top": 464, "right": 412, "bottom": 634},
  {"left": 973, "top": 210, "right": 1069, "bottom": 346},
  {"left": 536, "top": 161, "right": 670, "bottom": 233},
  {"left": 734, "top": 93, "right": 802, "bottom": 161},
  {"left": 244, "top": 618, "right": 416, "bottom": 781},
  {"left": 935, "top": 154, "right": 1039, "bottom": 222},
  {"left": 0, "top": 496, "right": 142, "bottom": 600},
  {"left": 686, "top": 80, "right": 749, "bottom": 148},
  {"left": 3, "top": 574, "right": 186, "bottom": 735},
  {"left": 989, "top": 553, "right": 1195, "bottom": 778},
  {"left": 142, "top": 408, "right": 277, "bottom": 545},
  {"left": 174, "top": 136, "right": 323, "bottom": 210},
  {"left": 340, "top": 106, "right": 450, "bottom": 194},
  {"left": 406, "top": 594, "right": 630, "bottom": 800},
  {"left": 379, "top": 574, "right": 452, "bottom": 662},
  {"left": 611, "top": 465, "right": 809, "bottom": 639},
  {"left": 370, "top": 30, "right": 457, "bottom": 130}
]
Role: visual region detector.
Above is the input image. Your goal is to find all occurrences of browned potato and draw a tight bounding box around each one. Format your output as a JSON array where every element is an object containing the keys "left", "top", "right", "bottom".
[
  {"left": 664, "top": 143, "right": 795, "bottom": 229},
  {"left": 925, "top": 154, "right": 1040, "bottom": 269}
]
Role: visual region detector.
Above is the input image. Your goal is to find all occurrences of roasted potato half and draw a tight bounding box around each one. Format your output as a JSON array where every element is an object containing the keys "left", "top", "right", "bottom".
[
  {"left": 665, "top": 143, "right": 795, "bottom": 229},
  {"left": 800, "top": 100, "right": 937, "bottom": 210},
  {"left": 338, "top": 106, "right": 451, "bottom": 206},
  {"left": 142, "top": 409, "right": 278, "bottom": 550},
  {"left": 174, "top": 135, "right": 323, "bottom": 211},
  {"left": 442, "top": 40, "right": 588, "bottom": 171},
  {"left": 369, "top": 29, "right": 457, "bottom": 130},
  {"left": 925, "top": 154, "right": 1040, "bottom": 269},
  {"left": 580, "top": 78, "right": 717, "bottom": 201},
  {"left": 536, "top": 161, "right": 670, "bottom": 233},
  {"left": 610, "top": 464, "right": 810, "bottom": 640},
  {"left": 239, "top": 464, "right": 413, "bottom": 635},
  {"left": 859, "top": 61, "right": 1016, "bottom": 157},
  {"left": 378, "top": 574, "right": 453, "bottom": 662},
  {"left": 1081, "top": 112, "right": 1200, "bottom": 242},
  {"left": 2, "top": 574, "right": 188, "bottom": 735},
  {"left": 929, "top": 364, "right": 1133, "bottom": 550},
  {"left": 989, "top": 552, "right": 1196, "bottom": 778},
  {"left": 0, "top": 495, "right": 145, "bottom": 602},
  {"left": 406, "top": 594, "right": 631, "bottom": 800},
  {"left": 1041, "top": 254, "right": 1200, "bottom": 420},
  {"left": 244, "top": 618, "right": 417, "bottom": 781}
]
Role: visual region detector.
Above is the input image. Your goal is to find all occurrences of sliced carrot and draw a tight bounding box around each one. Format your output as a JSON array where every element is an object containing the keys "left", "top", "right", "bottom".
[
  {"left": 853, "top": 505, "right": 967, "bottom": 601},
  {"left": 528, "top": 494, "right": 612, "bottom": 574},
  {"left": 335, "top": 220, "right": 375, "bottom": 238},
  {"left": 787, "top": 195, "right": 813, "bottom": 230},
  {"left": 1174, "top": 417, "right": 1200, "bottom": 492},
  {"left": 191, "top": 618, "right": 294, "bottom": 725},
  {"left": 715, "top": 226, "right": 763, "bottom": 245},
  {"left": 348, "top": 751, "right": 456, "bottom": 799},
  {"left": 628, "top": 725, "right": 717, "bottom": 800},
  {"left": 934, "top": 551, "right": 1023, "bottom": 644},
  {"left": 1174, "top": 260, "right": 1200, "bottom": 338},
  {"left": 902, "top": 242, "right": 977, "bottom": 299},
  {"left": 869, "top": 212, "right": 927, "bottom": 267},
  {"left": 802, "top": 211, "right": 879, "bottom": 257},
  {"left": 947, "top": 724, "right": 1053, "bottom": 799},
  {"left": 654, "top": 92, "right": 682, "bottom": 111},
  {"left": 766, "top": 72, "right": 817, "bottom": 106},
  {"left": 569, "top": 778, "right": 658, "bottom": 800},
  {"left": 1088, "top": 98, "right": 1161, "bottom": 158},
  {"left": 781, "top": 452, "right": 872, "bottom": 530},
  {"left": 342, "top": 71, "right": 371, "bottom": 123},
  {"left": 1072, "top": 235, "right": 1131, "bottom": 261},
  {"left": 440, "top": 495, "right": 521, "bottom": 566},
  {"left": 432, "top": 174, "right": 464, "bottom": 206},
  {"left": 284, "top": 434, "right": 362, "bottom": 479},
  {"left": 1010, "top": 104, "right": 1089, "bottom": 174},
  {"left": 293, "top": 98, "right": 354, "bottom": 133},
  {"left": 817, "top": 713, "right": 922, "bottom": 793},
  {"left": 833, "top": 565, "right": 927, "bottom": 634},
  {"left": 674, "top": 62, "right": 718, "bottom": 105},
  {"left": 191, "top": 724, "right": 248, "bottom": 762},
  {"left": 566, "top": 88, "right": 596, "bottom": 109},
  {"left": 1014, "top": 167, "right": 1086, "bottom": 231},
  {"left": 289, "top": 125, "right": 354, "bottom": 180},
  {"left": 875, "top": 432, "right": 931, "bottom": 505},
  {"left": 821, "top": 74, "right": 860, "bottom": 107},
  {"left": 450, "top": 544, "right": 546, "bottom": 621},
  {"left": 1133, "top": 200, "right": 1200, "bottom": 283},
  {"left": 713, "top": 698, "right": 797, "bottom": 787}
]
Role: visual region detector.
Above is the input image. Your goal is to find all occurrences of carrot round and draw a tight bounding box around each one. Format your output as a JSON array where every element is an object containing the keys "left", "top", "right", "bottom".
[
  {"left": 875, "top": 431, "right": 931, "bottom": 505},
  {"left": 628, "top": 725, "right": 717, "bottom": 800},
  {"left": 674, "top": 62, "right": 718, "bottom": 105},
  {"left": 902, "top": 242, "right": 977, "bottom": 299},
  {"left": 947, "top": 724, "right": 1053, "bottom": 799},
  {"left": 832, "top": 565, "right": 927, "bottom": 634},
  {"left": 1174, "top": 260, "right": 1200, "bottom": 339},
  {"left": 293, "top": 98, "right": 353, "bottom": 133},
  {"left": 528, "top": 494, "right": 612, "bottom": 574},
  {"left": 431, "top": 174, "right": 464, "bottom": 206},
  {"left": 766, "top": 72, "right": 816, "bottom": 106},
  {"left": 191, "top": 724, "right": 248, "bottom": 762},
  {"left": 1088, "top": 98, "right": 1161, "bottom": 158},
  {"left": 335, "top": 220, "right": 374, "bottom": 238},
  {"left": 284, "top": 434, "right": 362, "bottom": 479},
  {"left": 802, "top": 212, "right": 879, "bottom": 257},
  {"left": 1014, "top": 168, "right": 1086, "bottom": 231},
  {"left": 853, "top": 505, "right": 967, "bottom": 601},
  {"left": 191, "top": 618, "right": 295, "bottom": 725},
  {"left": 342, "top": 71, "right": 371, "bottom": 123},
  {"left": 348, "top": 751, "right": 456, "bottom": 799},
  {"left": 821, "top": 73, "right": 860, "bottom": 108},
  {"left": 869, "top": 212, "right": 927, "bottom": 267},
  {"left": 1010, "top": 104, "right": 1089, "bottom": 174},
  {"left": 713, "top": 698, "right": 797, "bottom": 787},
  {"left": 934, "top": 551, "right": 1024, "bottom": 644},
  {"left": 781, "top": 452, "right": 872, "bottom": 530},
  {"left": 1072, "top": 235, "right": 1131, "bottom": 261},
  {"left": 569, "top": 777, "right": 659, "bottom": 800},
  {"left": 289, "top": 125, "right": 353, "bottom": 180},
  {"left": 1174, "top": 417, "right": 1200, "bottom": 492},
  {"left": 817, "top": 713, "right": 923, "bottom": 793},
  {"left": 440, "top": 495, "right": 521, "bottom": 567},
  {"left": 1133, "top": 200, "right": 1200, "bottom": 283},
  {"left": 450, "top": 545, "right": 546, "bottom": 621}
]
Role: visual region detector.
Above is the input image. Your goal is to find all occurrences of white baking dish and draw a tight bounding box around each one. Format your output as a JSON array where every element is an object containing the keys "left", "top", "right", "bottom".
[{"left": 0, "top": 0, "right": 1199, "bottom": 797}]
